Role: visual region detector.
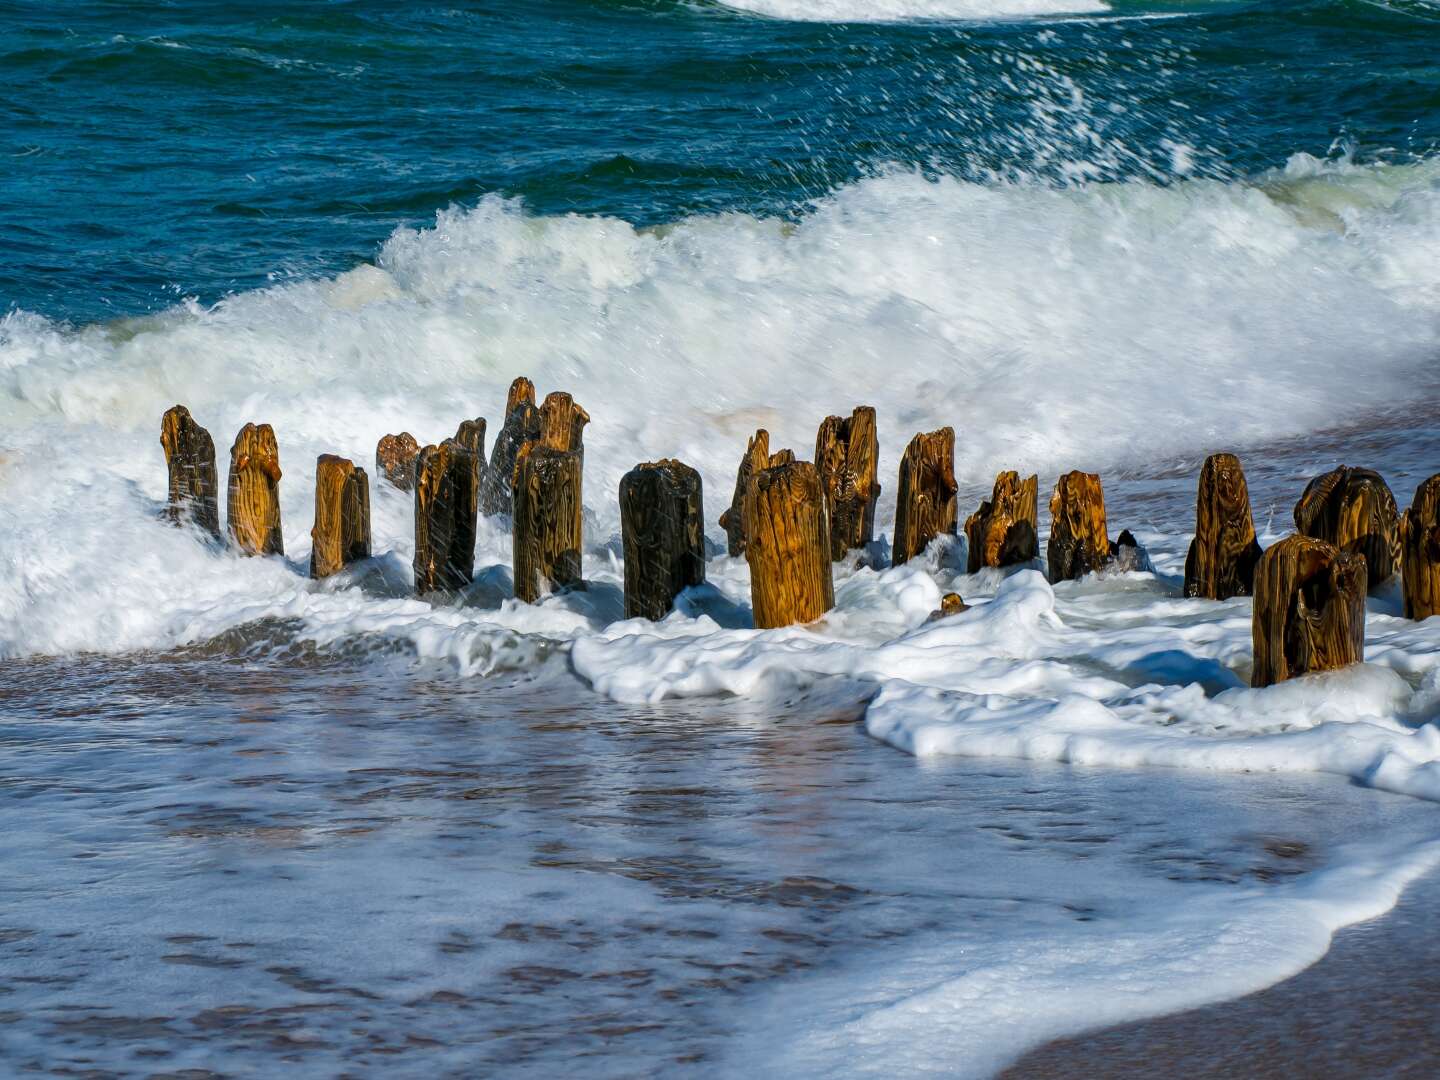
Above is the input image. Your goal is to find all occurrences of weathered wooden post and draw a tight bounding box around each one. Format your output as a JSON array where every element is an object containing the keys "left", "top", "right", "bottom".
[
  {"left": 892, "top": 428, "right": 958, "bottom": 567},
  {"left": 815, "top": 406, "right": 881, "bottom": 560},
  {"left": 1401, "top": 474, "right": 1440, "bottom": 621},
  {"left": 454, "top": 417, "right": 487, "bottom": 501},
  {"left": 227, "top": 423, "right": 284, "bottom": 556},
  {"left": 963, "top": 470, "right": 1039, "bottom": 573},
  {"left": 310, "top": 455, "right": 371, "bottom": 579},
  {"left": 1047, "top": 471, "right": 1109, "bottom": 582},
  {"left": 376, "top": 432, "right": 420, "bottom": 491},
  {"left": 414, "top": 439, "right": 479, "bottom": 594},
  {"left": 1252, "top": 534, "right": 1366, "bottom": 687},
  {"left": 482, "top": 378, "right": 541, "bottom": 516},
  {"left": 160, "top": 404, "right": 220, "bottom": 539},
  {"left": 539, "top": 391, "right": 589, "bottom": 455},
  {"left": 1294, "top": 465, "right": 1401, "bottom": 591},
  {"left": 1184, "top": 452, "right": 1263, "bottom": 600},
  {"left": 719, "top": 430, "right": 773, "bottom": 558},
  {"left": 512, "top": 445, "right": 583, "bottom": 602},
  {"left": 744, "top": 459, "right": 834, "bottom": 629},
  {"left": 926, "top": 592, "right": 968, "bottom": 623},
  {"left": 619, "top": 460, "right": 705, "bottom": 620}
]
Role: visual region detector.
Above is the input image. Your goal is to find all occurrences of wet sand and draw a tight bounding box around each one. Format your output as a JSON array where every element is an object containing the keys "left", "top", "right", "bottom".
[{"left": 1005, "top": 862, "right": 1440, "bottom": 1078}]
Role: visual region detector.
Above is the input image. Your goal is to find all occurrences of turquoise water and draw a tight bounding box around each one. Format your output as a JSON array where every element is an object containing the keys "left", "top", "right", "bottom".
[{"left": 4, "top": 0, "right": 1438, "bottom": 322}]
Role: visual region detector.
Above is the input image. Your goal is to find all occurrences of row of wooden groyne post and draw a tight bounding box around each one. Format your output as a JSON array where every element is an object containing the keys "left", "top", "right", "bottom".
[{"left": 160, "top": 381, "right": 1440, "bottom": 689}]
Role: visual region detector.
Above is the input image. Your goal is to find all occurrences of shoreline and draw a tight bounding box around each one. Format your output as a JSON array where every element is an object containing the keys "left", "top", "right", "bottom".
[{"left": 1002, "top": 858, "right": 1440, "bottom": 1077}]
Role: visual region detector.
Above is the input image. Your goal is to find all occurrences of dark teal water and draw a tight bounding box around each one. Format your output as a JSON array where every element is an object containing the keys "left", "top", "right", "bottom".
[{"left": 2, "top": 0, "right": 1437, "bottom": 323}]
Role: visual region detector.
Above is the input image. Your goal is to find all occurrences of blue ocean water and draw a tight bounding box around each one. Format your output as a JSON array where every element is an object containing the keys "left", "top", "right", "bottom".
[{"left": 3, "top": 0, "right": 1437, "bottom": 322}]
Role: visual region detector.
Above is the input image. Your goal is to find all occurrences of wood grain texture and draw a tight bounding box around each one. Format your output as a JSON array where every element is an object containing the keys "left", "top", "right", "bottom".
[
  {"left": 815, "top": 406, "right": 881, "bottom": 560},
  {"left": 539, "top": 391, "right": 590, "bottom": 455},
  {"left": 1293, "top": 465, "right": 1400, "bottom": 591},
  {"left": 892, "top": 428, "right": 958, "bottom": 567},
  {"left": 375, "top": 432, "right": 420, "bottom": 491},
  {"left": 743, "top": 459, "right": 834, "bottom": 628},
  {"left": 512, "top": 445, "right": 583, "bottom": 603},
  {"left": 310, "top": 454, "right": 371, "bottom": 579},
  {"left": 482, "top": 379, "right": 542, "bottom": 516},
  {"left": 1401, "top": 474, "right": 1440, "bottom": 621},
  {"left": 227, "top": 422, "right": 284, "bottom": 556},
  {"left": 719, "top": 429, "right": 772, "bottom": 558},
  {"left": 1047, "top": 471, "right": 1110, "bottom": 582},
  {"left": 159, "top": 404, "right": 220, "bottom": 539},
  {"left": 413, "top": 439, "right": 479, "bottom": 594},
  {"left": 1252, "top": 533, "right": 1365, "bottom": 687},
  {"left": 1184, "top": 452, "right": 1263, "bottom": 600},
  {"left": 619, "top": 459, "right": 706, "bottom": 621},
  {"left": 453, "top": 417, "right": 488, "bottom": 504},
  {"left": 963, "top": 470, "right": 1039, "bottom": 573}
]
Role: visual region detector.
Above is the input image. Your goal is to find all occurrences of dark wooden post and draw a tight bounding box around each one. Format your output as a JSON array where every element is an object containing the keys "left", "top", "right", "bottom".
[
  {"left": 454, "top": 417, "right": 487, "bottom": 504},
  {"left": 512, "top": 446, "right": 583, "bottom": 602},
  {"left": 1047, "top": 471, "right": 1109, "bottom": 582},
  {"left": 1401, "top": 475, "right": 1440, "bottom": 621},
  {"left": 719, "top": 429, "right": 773, "bottom": 558},
  {"left": 414, "top": 439, "right": 479, "bottom": 594},
  {"left": 1294, "top": 465, "right": 1400, "bottom": 591},
  {"left": 160, "top": 404, "right": 220, "bottom": 539},
  {"left": 893, "top": 428, "right": 958, "bottom": 567},
  {"left": 963, "top": 470, "right": 1038, "bottom": 573},
  {"left": 815, "top": 406, "right": 880, "bottom": 561},
  {"left": 227, "top": 423, "right": 284, "bottom": 556},
  {"left": 311, "top": 455, "right": 371, "bottom": 579},
  {"left": 482, "top": 377, "right": 541, "bottom": 516},
  {"left": 1252, "top": 534, "right": 1366, "bottom": 687},
  {"left": 539, "top": 391, "right": 589, "bottom": 455},
  {"left": 1184, "top": 452, "right": 1263, "bottom": 599},
  {"left": 376, "top": 432, "right": 420, "bottom": 491},
  {"left": 619, "top": 460, "right": 705, "bottom": 620},
  {"left": 744, "top": 460, "right": 834, "bottom": 628}
]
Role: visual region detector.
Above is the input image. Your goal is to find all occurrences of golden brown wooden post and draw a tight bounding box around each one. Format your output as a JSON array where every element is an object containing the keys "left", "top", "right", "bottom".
[
  {"left": 815, "top": 406, "right": 881, "bottom": 561},
  {"left": 227, "top": 423, "right": 284, "bottom": 556},
  {"left": 963, "top": 471, "right": 1039, "bottom": 573},
  {"left": 719, "top": 429, "right": 772, "bottom": 558},
  {"left": 892, "top": 428, "right": 958, "bottom": 567},
  {"left": 454, "top": 417, "right": 488, "bottom": 502},
  {"left": 1047, "top": 471, "right": 1110, "bottom": 582},
  {"left": 1293, "top": 465, "right": 1400, "bottom": 591},
  {"left": 619, "top": 460, "right": 705, "bottom": 621},
  {"left": 1401, "top": 475, "right": 1440, "bottom": 621},
  {"left": 1183, "top": 452, "right": 1262, "bottom": 600},
  {"left": 375, "top": 432, "right": 420, "bottom": 491},
  {"left": 310, "top": 455, "right": 371, "bottom": 579},
  {"left": 539, "top": 391, "right": 590, "bottom": 455},
  {"left": 926, "top": 592, "right": 968, "bottom": 623},
  {"left": 160, "top": 404, "right": 220, "bottom": 539},
  {"left": 1252, "top": 534, "right": 1366, "bottom": 687},
  {"left": 482, "top": 378, "right": 541, "bottom": 516},
  {"left": 512, "top": 446, "right": 583, "bottom": 602},
  {"left": 744, "top": 460, "right": 834, "bottom": 629},
  {"left": 414, "top": 439, "right": 479, "bottom": 594}
]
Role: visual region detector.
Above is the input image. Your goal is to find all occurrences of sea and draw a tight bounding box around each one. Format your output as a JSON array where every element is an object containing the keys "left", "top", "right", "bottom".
[{"left": 3, "top": 0, "right": 1440, "bottom": 1075}]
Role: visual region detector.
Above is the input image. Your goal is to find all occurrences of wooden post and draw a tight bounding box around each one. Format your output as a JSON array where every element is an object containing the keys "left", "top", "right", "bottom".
[
  {"left": 539, "top": 391, "right": 590, "bottom": 455},
  {"left": 719, "top": 429, "right": 773, "bottom": 558},
  {"left": 1047, "top": 471, "right": 1110, "bottom": 582},
  {"left": 1401, "top": 475, "right": 1440, "bottom": 621},
  {"left": 744, "top": 460, "right": 834, "bottom": 628},
  {"left": 376, "top": 432, "right": 420, "bottom": 491},
  {"left": 414, "top": 439, "right": 479, "bottom": 594},
  {"left": 1184, "top": 452, "right": 1263, "bottom": 600},
  {"left": 1293, "top": 465, "right": 1401, "bottom": 591},
  {"left": 619, "top": 460, "right": 705, "bottom": 620},
  {"left": 512, "top": 446, "right": 583, "bottom": 602},
  {"left": 310, "top": 455, "right": 371, "bottom": 579},
  {"left": 454, "top": 417, "right": 487, "bottom": 502},
  {"left": 963, "top": 471, "right": 1039, "bottom": 573},
  {"left": 159, "top": 404, "right": 220, "bottom": 539},
  {"left": 227, "top": 423, "right": 284, "bottom": 556},
  {"left": 815, "top": 406, "right": 881, "bottom": 560},
  {"left": 926, "top": 592, "right": 968, "bottom": 623},
  {"left": 482, "top": 378, "right": 541, "bottom": 516},
  {"left": 893, "top": 428, "right": 958, "bottom": 567},
  {"left": 1252, "top": 534, "right": 1366, "bottom": 687}
]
